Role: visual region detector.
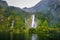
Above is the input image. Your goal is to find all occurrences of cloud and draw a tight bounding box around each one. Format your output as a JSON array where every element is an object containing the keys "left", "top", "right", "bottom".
[{"left": 5, "top": 0, "right": 41, "bottom": 8}]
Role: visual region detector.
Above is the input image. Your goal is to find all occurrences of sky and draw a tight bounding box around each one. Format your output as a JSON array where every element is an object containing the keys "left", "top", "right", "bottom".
[{"left": 5, "top": 0, "right": 41, "bottom": 8}]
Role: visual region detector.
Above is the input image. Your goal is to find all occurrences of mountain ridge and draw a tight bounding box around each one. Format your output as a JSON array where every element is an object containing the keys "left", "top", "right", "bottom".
[{"left": 23, "top": 0, "right": 59, "bottom": 13}]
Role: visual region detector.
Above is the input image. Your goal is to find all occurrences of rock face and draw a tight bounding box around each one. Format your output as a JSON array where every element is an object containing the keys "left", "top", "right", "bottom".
[{"left": 0, "top": 0, "right": 8, "bottom": 8}]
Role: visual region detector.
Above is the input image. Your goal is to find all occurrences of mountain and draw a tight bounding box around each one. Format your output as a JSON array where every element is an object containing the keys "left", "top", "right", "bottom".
[
  {"left": 0, "top": 0, "right": 60, "bottom": 27},
  {"left": 23, "top": 0, "right": 59, "bottom": 12},
  {"left": 0, "top": 0, "right": 8, "bottom": 8},
  {"left": 0, "top": 0, "right": 8, "bottom": 14},
  {"left": 23, "top": 0, "right": 60, "bottom": 26},
  {"left": 0, "top": 0, "right": 29, "bottom": 28}
]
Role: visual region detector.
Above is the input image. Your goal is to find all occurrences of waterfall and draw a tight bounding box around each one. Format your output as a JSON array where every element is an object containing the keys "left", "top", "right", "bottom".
[
  {"left": 10, "top": 20, "right": 14, "bottom": 40},
  {"left": 11, "top": 20, "right": 14, "bottom": 28},
  {"left": 31, "top": 14, "right": 37, "bottom": 28}
]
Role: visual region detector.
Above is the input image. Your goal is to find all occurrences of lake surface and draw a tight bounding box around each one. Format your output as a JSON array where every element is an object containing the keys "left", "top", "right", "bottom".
[
  {"left": 0, "top": 32, "right": 38, "bottom": 40},
  {"left": 0, "top": 32, "right": 60, "bottom": 40}
]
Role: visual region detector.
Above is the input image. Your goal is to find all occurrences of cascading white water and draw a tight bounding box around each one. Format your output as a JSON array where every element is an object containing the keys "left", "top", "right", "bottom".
[
  {"left": 31, "top": 14, "right": 35, "bottom": 27},
  {"left": 11, "top": 20, "right": 14, "bottom": 28},
  {"left": 31, "top": 14, "right": 37, "bottom": 28}
]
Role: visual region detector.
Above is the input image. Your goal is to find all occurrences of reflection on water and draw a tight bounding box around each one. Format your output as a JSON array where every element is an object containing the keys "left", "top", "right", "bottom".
[
  {"left": 31, "top": 34, "right": 37, "bottom": 40},
  {"left": 0, "top": 32, "right": 60, "bottom": 40},
  {"left": 0, "top": 32, "right": 38, "bottom": 40}
]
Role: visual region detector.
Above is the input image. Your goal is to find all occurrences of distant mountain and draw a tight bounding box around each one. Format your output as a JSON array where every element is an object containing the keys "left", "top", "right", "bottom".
[
  {"left": 23, "top": 0, "right": 49, "bottom": 12},
  {"left": 23, "top": 0, "right": 60, "bottom": 13}
]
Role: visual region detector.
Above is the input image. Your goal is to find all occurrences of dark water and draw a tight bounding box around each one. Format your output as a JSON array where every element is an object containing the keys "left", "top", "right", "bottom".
[
  {"left": 0, "top": 32, "right": 60, "bottom": 40},
  {"left": 0, "top": 32, "right": 10, "bottom": 40},
  {"left": 0, "top": 32, "right": 37, "bottom": 40}
]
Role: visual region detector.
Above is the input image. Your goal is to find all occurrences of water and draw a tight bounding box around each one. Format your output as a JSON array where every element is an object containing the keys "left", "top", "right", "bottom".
[
  {"left": 0, "top": 32, "right": 38, "bottom": 40},
  {"left": 11, "top": 20, "right": 14, "bottom": 28},
  {"left": 31, "top": 34, "right": 37, "bottom": 40},
  {"left": 0, "top": 32, "right": 60, "bottom": 40},
  {"left": 31, "top": 14, "right": 37, "bottom": 28}
]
